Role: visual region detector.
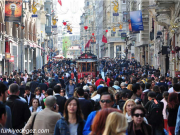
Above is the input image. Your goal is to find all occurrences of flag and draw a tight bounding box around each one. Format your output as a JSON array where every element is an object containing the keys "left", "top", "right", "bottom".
[
  {"left": 102, "top": 35, "right": 107, "bottom": 43},
  {"left": 85, "top": 39, "right": 91, "bottom": 48},
  {"left": 58, "top": 0, "right": 62, "bottom": 6}
]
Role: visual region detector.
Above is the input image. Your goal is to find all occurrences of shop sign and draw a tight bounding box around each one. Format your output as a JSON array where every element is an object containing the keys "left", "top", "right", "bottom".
[
  {"left": 9, "top": 56, "right": 14, "bottom": 62},
  {"left": 5, "top": 53, "right": 11, "bottom": 60}
]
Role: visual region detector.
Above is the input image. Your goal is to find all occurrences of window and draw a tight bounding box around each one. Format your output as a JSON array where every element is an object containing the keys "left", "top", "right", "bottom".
[
  {"left": 118, "top": 30, "right": 121, "bottom": 37},
  {"left": 122, "top": 0, "right": 126, "bottom": 4},
  {"left": 87, "top": 2, "right": 89, "bottom": 6},
  {"left": 123, "top": 13, "right": 127, "bottom": 22},
  {"left": 111, "top": 30, "right": 116, "bottom": 37}
]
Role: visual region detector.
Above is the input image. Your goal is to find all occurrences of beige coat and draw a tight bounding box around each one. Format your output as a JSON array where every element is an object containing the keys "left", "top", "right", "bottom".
[{"left": 23, "top": 108, "right": 61, "bottom": 135}]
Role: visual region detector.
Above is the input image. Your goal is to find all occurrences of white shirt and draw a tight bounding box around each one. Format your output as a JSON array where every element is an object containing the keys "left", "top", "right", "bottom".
[
  {"left": 87, "top": 80, "right": 92, "bottom": 85},
  {"left": 23, "top": 76, "right": 28, "bottom": 83},
  {"left": 91, "top": 94, "right": 100, "bottom": 102},
  {"left": 168, "top": 87, "right": 174, "bottom": 93},
  {"left": 27, "top": 93, "right": 31, "bottom": 105},
  {"left": 29, "top": 106, "right": 42, "bottom": 113},
  {"left": 161, "top": 98, "right": 168, "bottom": 119}
]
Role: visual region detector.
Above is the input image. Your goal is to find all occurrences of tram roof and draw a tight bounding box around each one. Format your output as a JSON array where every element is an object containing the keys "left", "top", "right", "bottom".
[
  {"left": 77, "top": 52, "right": 97, "bottom": 60},
  {"left": 76, "top": 59, "right": 97, "bottom": 63}
]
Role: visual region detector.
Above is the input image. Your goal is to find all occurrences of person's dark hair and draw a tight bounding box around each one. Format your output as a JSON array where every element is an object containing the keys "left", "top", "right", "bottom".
[
  {"left": 46, "top": 88, "right": 53, "bottom": 96},
  {"left": 148, "top": 91, "right": 156, "bottom": 98},
  {"left": 9, "top": 83, "right": 19, "bottom": 94},
  {"left": 0, "top": 82, "right": 8, "bottom": 96},
  {"left": 77, "top": 87, "right": 84, "bottom": 96},
  {"left": 132, "top": 83, "right": 141, "bottom": 94},
  {"left": 131, "top": 105, "right": 146, "bottom": 117},
  {"left": 53, "top": 85, "right": 61, "bottom": 93},
  {"left": 140, "top": 83, "right": 145, "bottom": 91},
  {"left": 99, "top": 74, "right": 102, "bottom": 79},
  {"left": 109, "top": 81, "right": 114, "bottom": 87},
  {"left": 100, "top": 92, "right": 115, "bottom": 102},
  {"left": 60, "top": 88, "right": 65, "bottom": 94},
  {"left": 153, "top": 85, "right": 160, "bottom": 93},
  {"left": 160, "top": 76, "right": 165, "bottom": 81},
  {"left": 25, "top": 86, "right": 30, "bottom": 91},
  {"left": 159, "top": 85, "right": 166, "bottom": 93},
  {"left": 146, "top": 83, "right": 151, "bottom": 89},
  {"left": 173, "top": 77, "right": 178, "bottom": 84},
  {"left": 173, "top": 83, "right": 180, "bottom": 92},
  {"left": 34, "top": 87, "right": 41, "bottom": 95},
  {"left": 163, "top": 91, "right": 169, "bottom": 101},
  {"left": 2, "top": 78, "right": 6, "bottom": 81},
  {"left": 64, "top": 97, "right": 84, "bottom": 123},
  {"left": 31, "top": 98, "right": 40, "bottom": 107},
  {"left": 167, "top": 93, "right": 179, "bottom": 109},
  {"left": 0, "top": 101, "right": 6, "bottom": 119},
  {"left": 132, "top": 78, "right": 137, "bottom": 84}
]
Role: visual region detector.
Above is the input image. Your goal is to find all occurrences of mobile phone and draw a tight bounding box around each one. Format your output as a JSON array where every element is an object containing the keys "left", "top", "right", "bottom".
[{"left": 54, "top": 105, "right": 56, "bottom": 110}]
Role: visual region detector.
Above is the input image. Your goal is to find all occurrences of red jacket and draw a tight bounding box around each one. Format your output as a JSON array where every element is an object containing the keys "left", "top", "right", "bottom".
[
  {"left": 106, "top": 78, "right": 110, "bottom": 87},
  {"left": 95, "top": 79, "right": 104, "bottom": 86}
]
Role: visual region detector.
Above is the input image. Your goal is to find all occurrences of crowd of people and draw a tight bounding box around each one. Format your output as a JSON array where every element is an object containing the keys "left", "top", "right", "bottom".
[{"left": 0, "top": 58, "right": 180, "bottom": 135}]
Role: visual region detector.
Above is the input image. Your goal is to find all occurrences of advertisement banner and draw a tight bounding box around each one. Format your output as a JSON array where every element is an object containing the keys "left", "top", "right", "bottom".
[
  {"left": 5, "top": 0, "right": 22, "bottom": 22},
  {"left": 9, "top": 56, "right": 14, "bottom": 62},
  {"left": 5, "top": 53, "right": 11, "bottom": 60},
  {"left": 130, "top": 10, "right": 144, "bottom": 31}
]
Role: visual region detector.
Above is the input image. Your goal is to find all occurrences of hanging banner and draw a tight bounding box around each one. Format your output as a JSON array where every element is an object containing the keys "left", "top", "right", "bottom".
[
  {"left": 9, "top": 56, "right": 14, "bottom": 62},
  {"left": 91, "top": 36, "right": 96, "bottom": 44},
  {"left": 112, "top": 0, "right": 119, "bottom": 16},
  {"left": 5, "top": 0, "right": 22, "bottom": 22},
  {"left": 130, "top": 10, "right": 144, "bottom": 31}
]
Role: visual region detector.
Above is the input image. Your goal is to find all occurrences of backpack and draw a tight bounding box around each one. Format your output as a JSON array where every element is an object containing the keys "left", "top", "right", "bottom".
[
  {"left": 147, "top": 100, "right": 163, "bottom": 126},
  {"left": 141, "top": 90, "right": 149, "bottom": 106}
]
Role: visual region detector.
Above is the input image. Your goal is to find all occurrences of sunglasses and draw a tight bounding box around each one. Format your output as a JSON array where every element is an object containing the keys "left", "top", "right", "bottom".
[
  {"left": 101, "top": 100, "right": 112, "bottom": 103},
  {"left": 133, "top": 113, "right": 145, "bottom": 117}
]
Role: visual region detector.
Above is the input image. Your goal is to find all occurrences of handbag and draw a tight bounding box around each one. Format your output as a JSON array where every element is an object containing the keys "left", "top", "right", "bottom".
[{"left": 29, "top": 113, "right": 38, "bottom": 135}]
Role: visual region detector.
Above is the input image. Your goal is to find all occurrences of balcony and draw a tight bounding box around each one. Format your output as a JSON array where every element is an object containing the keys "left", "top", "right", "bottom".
[
  {"left": 108, "top": 37, "right": 125, "bottom": 43},
  {"left": 155, "top": 0, "right": 175, "bottom": 8}
]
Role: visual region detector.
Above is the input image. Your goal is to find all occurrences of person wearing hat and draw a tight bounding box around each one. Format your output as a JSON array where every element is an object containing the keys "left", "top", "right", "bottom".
[{"left": 91, "top": 85, "right": 104, "bottom": 102}]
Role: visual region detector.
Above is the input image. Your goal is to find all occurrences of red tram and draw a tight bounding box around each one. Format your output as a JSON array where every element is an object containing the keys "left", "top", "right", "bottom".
[{"left": 76, "top": 52, "right": 98, "bottom": 83}]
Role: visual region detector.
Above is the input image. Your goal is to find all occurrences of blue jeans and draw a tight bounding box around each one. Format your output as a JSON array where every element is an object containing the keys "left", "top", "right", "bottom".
[{"left": 67, "top": 94, "right": 73, "bottom": 98}]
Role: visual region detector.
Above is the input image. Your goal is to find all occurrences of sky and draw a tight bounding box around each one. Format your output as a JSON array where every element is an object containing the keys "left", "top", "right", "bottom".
[{"left": 53, "top": 0, "right": 85, "bottom": 35}]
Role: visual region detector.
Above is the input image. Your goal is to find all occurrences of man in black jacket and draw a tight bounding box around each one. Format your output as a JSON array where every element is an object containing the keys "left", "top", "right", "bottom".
[
  {"left": 77, "top": 87, "right": 93, "bottom": 120},
  {"left": 23, "top": 86, "right": 35, "bottom": 107},
  {"left": 53, "top": 85, "right": 66, "bottom": 115},
  {"left": 49, "top": 78, "right": 57, "bottom": 88},
  {"left": 6, "top": 83, "right": 31, "bottom": 131},
  {"left": 30, "top": 77, "right": 39, "bottom": 94},
  {"left": 77, "top": 78, "right": 85, "bottom": 88},
  {"left": 145, "top": 92, "right": 164, "bottom": 135},
  {"left": 38, "top": 79, "right": 48, "bottom": 93}
]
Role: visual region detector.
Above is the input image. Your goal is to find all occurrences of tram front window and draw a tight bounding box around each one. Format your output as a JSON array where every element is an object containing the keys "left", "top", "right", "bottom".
[
  {"left": 82, "top": 63, "right": 86, "bottom": 72},
  {"left": 87, "top": 63, "right": 91, "bottom": 72}
]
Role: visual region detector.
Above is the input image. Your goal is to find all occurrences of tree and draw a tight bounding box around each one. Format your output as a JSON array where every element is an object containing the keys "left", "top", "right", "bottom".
[{"left": 62, "top": 36, "right": 71, "bottom": 57}]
